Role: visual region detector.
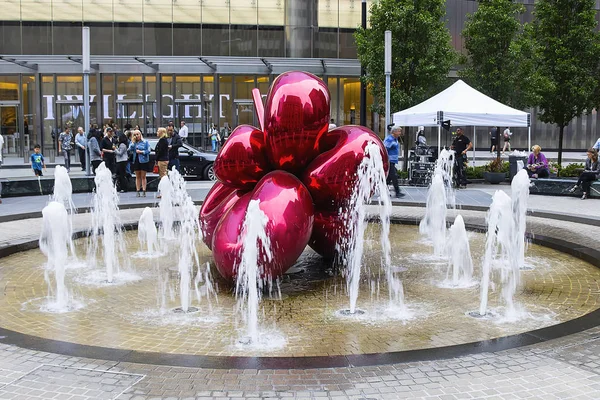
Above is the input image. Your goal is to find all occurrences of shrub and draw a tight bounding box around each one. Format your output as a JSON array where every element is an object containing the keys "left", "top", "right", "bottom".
[
  {"left": 485, "top": 158, "right": 506, "bottom": 173},
  {"left": 466, "top": 165, "right": 485, "bottom": 179},
  {"left": 561, "top": 162, "right": 584, "bottom": 177}
]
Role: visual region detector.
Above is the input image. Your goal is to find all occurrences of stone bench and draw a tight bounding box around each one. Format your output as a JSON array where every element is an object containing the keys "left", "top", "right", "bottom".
[{"left": 528, "top": 177, "right": 600, "bottom": 198}]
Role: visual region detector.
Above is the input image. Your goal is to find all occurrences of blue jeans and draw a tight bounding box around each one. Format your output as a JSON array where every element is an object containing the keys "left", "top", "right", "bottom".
[{"left": 211, "top": 140, "right": 218, "bottom": 152}]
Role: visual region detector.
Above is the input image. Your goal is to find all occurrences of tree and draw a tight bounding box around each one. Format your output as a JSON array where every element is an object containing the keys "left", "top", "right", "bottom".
[
  {"left": 355, "top": 0, "right": 456, "bottom": 115},
  {"left": 529, "top": 0, "right": 600, "bottom": 166},
  {"left": 460, "top": 0, "right": 526, "bottom": 108}
]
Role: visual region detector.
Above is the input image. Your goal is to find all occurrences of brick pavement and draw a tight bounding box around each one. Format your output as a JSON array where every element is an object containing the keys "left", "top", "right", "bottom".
[{"left": 0, "top": 206, "right": 599, "bottom": 398}]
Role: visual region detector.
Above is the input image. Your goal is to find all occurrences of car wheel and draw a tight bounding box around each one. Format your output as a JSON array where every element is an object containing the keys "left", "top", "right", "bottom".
[{"left": 204, "top": 164, "right": 216, "bottom": 181}]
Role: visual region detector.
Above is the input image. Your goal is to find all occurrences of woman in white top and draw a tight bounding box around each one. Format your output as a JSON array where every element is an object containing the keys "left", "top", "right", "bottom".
[{"left": 502, "top": 129, "right": 512, "bottom": 153}]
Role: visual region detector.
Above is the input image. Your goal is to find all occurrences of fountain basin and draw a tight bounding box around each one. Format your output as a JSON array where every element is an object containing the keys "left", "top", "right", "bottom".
[{"left": 0, "top": 218, "right": 598, "bottom": 368}]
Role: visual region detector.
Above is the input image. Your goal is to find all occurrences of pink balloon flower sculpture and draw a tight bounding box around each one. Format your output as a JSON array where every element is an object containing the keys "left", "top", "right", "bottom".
[{"left": 199, "top": 71, "right": 389, "bottom": 280}]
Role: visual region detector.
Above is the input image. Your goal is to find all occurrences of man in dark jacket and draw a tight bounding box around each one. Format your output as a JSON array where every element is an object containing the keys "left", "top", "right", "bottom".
[
  {"left": 168, "top": 128, "right": 183, "bottom": 173},
  {"left": 100, "top": 127, "right": 116, "bottom": 174}
]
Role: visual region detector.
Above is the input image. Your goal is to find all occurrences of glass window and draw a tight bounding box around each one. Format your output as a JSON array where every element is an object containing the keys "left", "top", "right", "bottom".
[
  {"left": 0, "top": 22, "right": 22, "bottom": 54},
  {"left": 41, "top": 75, "right": 56, "bottom": 159},
  {"left": 102, "top": 74, "right": 115, "bottom": 126},
  {"left": 21, "top": 0, "right": 51, "bottom": 21},
  {"left": 173, "top": 0, "right": 201, "bottom": 24},
  {"left": 116, "top": 75, "right": 144, "bottom": 130},
  {"left": 201, "top": 26, "right": 230, "bottom": 56},
  {"left": 145, "top": 75, "right": 157, "bottom": 133},
  {"left": 318, "top": 0, "right": 339, "bottom": 28},
  {"left": 52, "top": 0, "right": 83, "bottom": 22},
  {"left": 161, "top": 75, "right": 174, "bottom": 121},
  {"left": 218, "top": 75, "right": 233, "bottom": 129},
  {"left": 234, "top": 75, "right": 256, "bottom": 127},
  {"left": 338, "top": 0, "right": 361, "bottom": 29},
  {"left": 173, "top": 25, "right": 202, "bottom": 55},
  {"left": 22, "top": 22, "right": 52, "bottom": 55},
  {"left": 52, "top": 23, "right": 83, "bottom": 55},
  {"left": 231, "top": 1, "right": 257, "bottom": 25},
  {"left": 316, "top": 29, "right": 338, "bottom": 58},
  {"left": 258, "top": 26, "right": 284, "bottom": 57},
  {"left": 202, "top": 0, "right": 230, "bottom": 24},
  {"left": 0, "top": 76, "right": 19, "bottom": 101},
  {"left": 328, "top": 77, "right": 339, "bottom": 125},
  {"left": 230, "top": 25, "right": 257, "bottom": 57},
  {"left": 83, "top": 0, "right": 112, "bottom": 22},
  {"left": 339, "top": 30, "right": 357, "bottom": 59},
  {"left": 144, "top": 24, "right": 173, "bottom": 56},
  {"left": 258, "top": 0, "right": 284, "bottom": 26},
  {"left": 115, "top": 0, "right": 143, "bottom": 23},
  {"left": 114, "top": 23, "right": 143, "bottom": 55},
  {"left": 340, "top": 77, "right": 360, "bottom": 126},
  {"left": 88, "top": 23, "right": 113, "bottom": 55},
  {"left": 144, "top": 0, "right": 172, "bottom": 23},
  {"left": 22, "top": 75, "right": 37, "bottom": 154}
]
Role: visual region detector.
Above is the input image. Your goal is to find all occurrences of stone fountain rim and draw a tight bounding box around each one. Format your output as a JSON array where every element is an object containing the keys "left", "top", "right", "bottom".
[{"left": 0, "top": 214, "right": 598, "bottom": 370}]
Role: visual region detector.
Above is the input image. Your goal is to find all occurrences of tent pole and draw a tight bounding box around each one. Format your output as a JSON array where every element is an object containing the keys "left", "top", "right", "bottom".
[
  {"left": 437, "top": 124, "right": 441, "bottom": 156},
  {"left": 473, "top": 126, "right": 476, "bottom": 166},
  {"left": 528, "top": 125, "right": 531, "bottom": 153}
]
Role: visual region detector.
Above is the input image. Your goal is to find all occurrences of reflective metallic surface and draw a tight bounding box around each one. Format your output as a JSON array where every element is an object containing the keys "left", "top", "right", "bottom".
[
  {"left": 308, "top": 209, "right": 348, "bottom": 259},
  {"left": 213, "top": 124, "right": 271, "bottom": 190},
  {"left": 199, "top": 182, "right": 245, "bottom": 249},
  {"left": 212, "top": 171, "right": 314, "bottom": 280},
  {"left": 302, "top": 125, "right": 389, "bottom": 210},
  {"left": 264, "top": 71, "right": 330, "bottom": 174}
]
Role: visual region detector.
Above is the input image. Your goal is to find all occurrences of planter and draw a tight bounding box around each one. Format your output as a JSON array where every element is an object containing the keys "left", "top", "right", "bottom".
[{"left": 483, "top": 172, "right": 506, "bottom": 184}]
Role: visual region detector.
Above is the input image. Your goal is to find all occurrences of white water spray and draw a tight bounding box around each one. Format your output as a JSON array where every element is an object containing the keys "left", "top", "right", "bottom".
[
  {"left": 158, "top": 175, "right": 175, "bottom": 240},
  {"left": 52, "top": 165, "right": 76, "bottom": 258},
  {"left": 39, "top": 202, "right": 72, "bottom": 311},
  {"left": 235, "top": 199, "right": 273, "bottom": 344},
  {"left": 419, "top": 149, "right": 455, "bottom": 256},
  {"left": 444, "top": 215, "right": 474, "bottom": 287},
  {"left": 89, "top": 162, "right": 123, "bottom": 283},
  {"left": 343, "top": 142, "right": 405, "bottom": 314},
  {"left": 138, "top": 207, "right": 159, "bottom": 256}
]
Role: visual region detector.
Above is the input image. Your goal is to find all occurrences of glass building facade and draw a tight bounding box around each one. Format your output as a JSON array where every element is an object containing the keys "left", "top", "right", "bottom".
[{"left": 0, "top": 0, "right": 598, "bottom": 162}]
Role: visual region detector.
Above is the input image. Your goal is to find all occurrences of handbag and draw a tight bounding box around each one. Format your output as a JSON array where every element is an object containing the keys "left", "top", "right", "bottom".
[{"left": 152, "top": 163, "right": 159, "bottom": 174}]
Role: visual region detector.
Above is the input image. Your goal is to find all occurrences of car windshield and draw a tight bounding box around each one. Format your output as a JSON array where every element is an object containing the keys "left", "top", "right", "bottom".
[{"left": 147, "top": 139, "right": 198, "bottom": 155}]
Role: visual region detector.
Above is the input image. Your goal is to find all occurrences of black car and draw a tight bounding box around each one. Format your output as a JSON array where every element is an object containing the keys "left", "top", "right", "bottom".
[{"left": 147, "top": 139, "right": 216, "bottom": 180}]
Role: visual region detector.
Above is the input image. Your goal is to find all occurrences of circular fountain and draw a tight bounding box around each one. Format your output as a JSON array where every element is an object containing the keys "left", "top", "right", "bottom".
[{"left": 0, "top": 73, "right": 599, "bottom": 369}]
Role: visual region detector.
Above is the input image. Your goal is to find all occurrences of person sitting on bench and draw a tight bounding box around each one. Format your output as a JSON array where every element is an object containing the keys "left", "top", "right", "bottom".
[
  {"left": 569, "top": 148, "right": 600, "bottom": 200},
  {"left": 525, "top": 145, "right": 549, "bottom": 179}
]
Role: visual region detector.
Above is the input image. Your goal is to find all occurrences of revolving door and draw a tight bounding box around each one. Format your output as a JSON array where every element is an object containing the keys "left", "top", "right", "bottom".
[
  {"left": 175, "top": 98, "right": 212, "bottom": 150},
  {"left": 0, "top": 101, "right": 24, "bottom": 158}
]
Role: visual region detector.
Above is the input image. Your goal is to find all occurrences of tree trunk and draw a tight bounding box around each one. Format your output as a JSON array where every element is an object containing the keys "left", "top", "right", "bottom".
[{"left": 558, "top": 125, "right": 564, "bottom": 174}]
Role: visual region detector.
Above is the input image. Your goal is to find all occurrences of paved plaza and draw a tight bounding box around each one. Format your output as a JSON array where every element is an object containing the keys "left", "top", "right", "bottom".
[{"left": 0, "top": 184, "right": 600, "bottom": 399}]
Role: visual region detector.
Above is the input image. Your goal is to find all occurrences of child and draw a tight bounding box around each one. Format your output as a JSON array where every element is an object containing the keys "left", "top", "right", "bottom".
[{"left": 31, "top": 144, "right": 46, "bottom": 176}]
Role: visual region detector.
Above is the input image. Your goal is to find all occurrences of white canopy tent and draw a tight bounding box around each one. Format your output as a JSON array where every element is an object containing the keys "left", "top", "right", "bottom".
[{"left": 392, "top": 80, "right": 531, "bottom": 159}]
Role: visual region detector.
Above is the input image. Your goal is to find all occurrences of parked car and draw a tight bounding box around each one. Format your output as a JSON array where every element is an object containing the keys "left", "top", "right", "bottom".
[{"left": 146, "top": 139, "right": 216, "bottom": 180}]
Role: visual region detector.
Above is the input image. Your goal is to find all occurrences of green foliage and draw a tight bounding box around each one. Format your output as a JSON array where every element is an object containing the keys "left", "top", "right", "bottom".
[
  {"left": 485, "top": 159, "right": 508, "bottom": 173},
  {"left": 527, "top": 0, "right": 600, "bottom": 166},
  {"left": 398, "top": 170, "right": 409, "bottom": 179},
  {"left": 354, "top": 0, "right": 456, "bottom": 114},
  {"left": 460, "top": 0, "right": 527, "bottom": 107},
  {"left": 560, "top": 163, "right": 585, "bottom": 177},
  {"left": 466, "top": 165, "right": 486, "bottom": 179}
]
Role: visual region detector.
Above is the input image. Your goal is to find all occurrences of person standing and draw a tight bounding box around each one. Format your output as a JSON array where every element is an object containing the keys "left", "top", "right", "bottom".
[
  {"left": 115, "top": 133, "right": 130, "bottom": 193},
  {"left": 383, "top": 127, "right": 405, "bottom": 199},
  {"left": 168, "top": 125, "right": 183, "bottom": 173},
  {"left": 489, "top": 127, "right": 497, "bottom": 153},
  {"left": 88, "top": 130, "right": 102, "bottom": 174},
  {"left": 155, "top": 127, "right": 170, "bottom": 180},
  {"left": 30, "top": 144, "right": 46, "bottom": 176},
  {"left": 75, "top": 127, "right": 87, "bottom": 171},
  {"left": 569, "top": 148, "right": 600, "bottom": 199},
  {"left": 450, "top": 127, "right": 472, "bottom": 189},
  {"left": 179, "top": 121, "right": 188, "bottom": 143},
  {"left": 328, "top": 118, "right": 337, "bottom": 130},
  {"left": 100, "top": 127, "right": 116, "bottom": 175},
  {"left": 209, "top": 123, "right": 220, "bottom": 152},
  {"left": 129, "top": 130, "right": 151, "bottom": 197},
  {"left": 58, "top": 127, "right": 73, "bottom": 172}
]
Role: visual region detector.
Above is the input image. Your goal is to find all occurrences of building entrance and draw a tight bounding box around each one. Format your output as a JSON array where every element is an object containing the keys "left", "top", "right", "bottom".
[
  {"left": 116, "top": 99, "right": 156, "bottom": 136},
  {"left": 233, "top": 99, "right": 256, "bottom": 129},
  {"left": 175, "top": 99, "right": 212, "bottom": 150},
  {"left": 0, "top": 101, "right": 25, "bottom": 159}
]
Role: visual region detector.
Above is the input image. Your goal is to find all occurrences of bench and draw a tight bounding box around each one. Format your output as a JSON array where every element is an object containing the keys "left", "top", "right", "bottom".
[{"left": 528, "top": 177, "right": 600, "bottom": 198}]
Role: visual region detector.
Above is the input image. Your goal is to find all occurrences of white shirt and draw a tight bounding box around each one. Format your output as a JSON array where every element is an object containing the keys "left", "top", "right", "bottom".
[
  {"left": 328, "top": 123, "right": 337, "bottom": 130},
  {"left": 179, "top": 125, "right": 188, "bottom": 138}
]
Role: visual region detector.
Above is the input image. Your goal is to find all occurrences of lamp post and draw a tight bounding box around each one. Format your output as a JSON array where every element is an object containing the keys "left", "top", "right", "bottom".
[
  {"left": 384, "top": 30, "right": 391, "bottom": 135},
  {"left": 82, "top": 27, "right": 91, "bottom": 176},
  {"left": 359, "top": 0, "right": 367, "bottom": 127}
]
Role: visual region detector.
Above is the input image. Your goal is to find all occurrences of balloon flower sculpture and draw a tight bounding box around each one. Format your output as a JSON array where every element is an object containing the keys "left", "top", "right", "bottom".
[{"left": 199, "top": 71, "right": 389, "bottom": 281}]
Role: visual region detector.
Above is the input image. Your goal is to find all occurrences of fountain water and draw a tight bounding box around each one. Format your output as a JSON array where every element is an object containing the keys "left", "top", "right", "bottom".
[
  {"left": 137, "top": 207, "right": 159, "bottom": 256},
  {"left": 343, "top": 141, "right": 405, "bottom": 315},
  {"left": 52, "top": 165, "right": 75, "bottom": 214},
  {"left": 158, "top": 175, "right": 174, "bottom": 240},
  {"left": 52, "top": 165, "right": 76, "bottom": 258},
  {"left": 443, "top": 215, "right": 475, "bottom": 287},
  {"left": 89, "top": 162, "right": 123, "bottom": 283},
  {"left": 39, "top": 201, "right": 72, "bottom": 312},
  {"left": 477, "top": 170, "right": 531, "bottom": 318},
  {"left": 235, "top": 199, "right": 273, "bottom": 344},
  {"left": 419, "top": 149, "right": 455, "bottom": 256}
]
